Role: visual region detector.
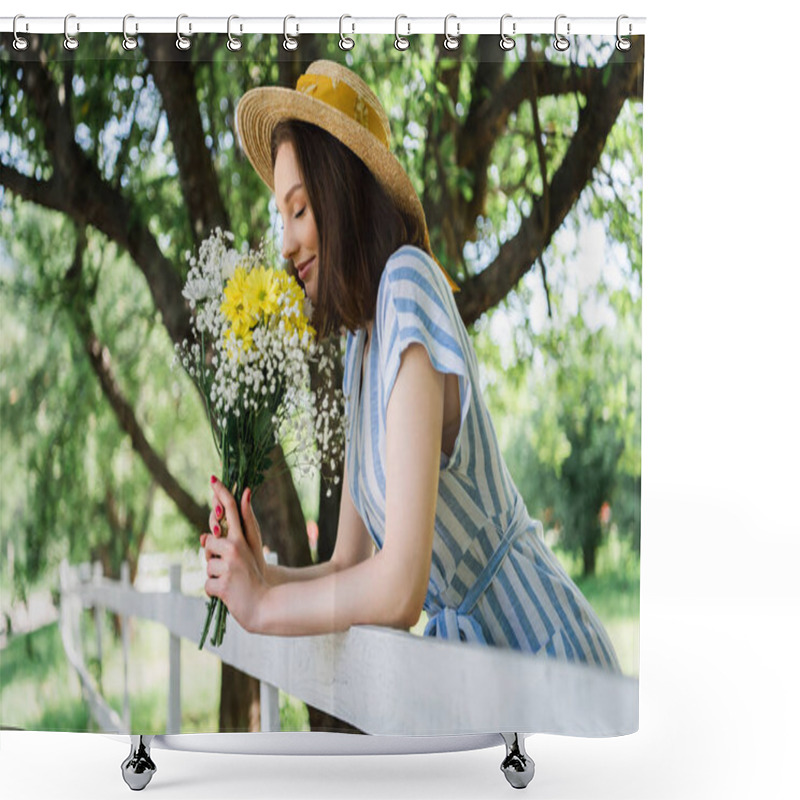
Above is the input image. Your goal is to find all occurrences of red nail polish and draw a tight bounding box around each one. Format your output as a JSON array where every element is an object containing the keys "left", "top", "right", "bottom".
[
  {"left": 213, "top": 524, "right": 220, "bottom": 537},
  {"left": 215, "top": 505, "right": 222, "bottom": 519},
  {"left": 211, "top": 475, "right": 217, "bottom": 484}
]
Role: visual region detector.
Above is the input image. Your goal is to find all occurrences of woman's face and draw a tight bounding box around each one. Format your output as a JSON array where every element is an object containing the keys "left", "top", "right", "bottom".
[{"left": 274, "top": 141, "right": 319, "bottom": 304}]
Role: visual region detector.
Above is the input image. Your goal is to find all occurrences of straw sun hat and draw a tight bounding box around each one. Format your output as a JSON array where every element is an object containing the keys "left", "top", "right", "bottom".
[{"left": 235, "top": 59, "right": 458, "bottom": 291}]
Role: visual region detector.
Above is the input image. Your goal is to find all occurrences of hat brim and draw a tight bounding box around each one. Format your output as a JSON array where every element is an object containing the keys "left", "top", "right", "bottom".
[{"left": 235, "top": 86, "right": 427, "bottom": 234}]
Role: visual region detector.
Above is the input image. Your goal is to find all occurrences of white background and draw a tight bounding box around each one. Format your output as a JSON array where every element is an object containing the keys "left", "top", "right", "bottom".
[{"left": 2, "top": 1, "right": 799, "bottom": 798}]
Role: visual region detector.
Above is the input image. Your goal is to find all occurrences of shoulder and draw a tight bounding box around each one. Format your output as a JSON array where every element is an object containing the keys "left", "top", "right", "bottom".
[
  {"left": 377, "top": 245, "right": 451, "bottom": 321},
  {"left": 381, "top": 244, "right": 444, "bottom": 289}
]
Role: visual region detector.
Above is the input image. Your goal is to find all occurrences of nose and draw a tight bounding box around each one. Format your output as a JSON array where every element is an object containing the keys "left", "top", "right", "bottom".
[{"left": 281, "top": 220, "right": 298, "bottom": 263}]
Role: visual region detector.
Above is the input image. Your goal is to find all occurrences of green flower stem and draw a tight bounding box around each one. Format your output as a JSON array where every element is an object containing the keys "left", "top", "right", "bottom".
[{"left": 198, "top": 596, "right": 218, "bottom": 650}]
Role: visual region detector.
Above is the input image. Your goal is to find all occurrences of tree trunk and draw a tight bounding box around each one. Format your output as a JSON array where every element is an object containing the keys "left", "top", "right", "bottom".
[
  {"left": 218, "top": 663, "right": 261, "bottom": 732},
  {"left": 582, "top": 540, "right": 598, "bottom": 578},
  {"left": 316, "top": 475, "right": 342, "bottom": 565}
]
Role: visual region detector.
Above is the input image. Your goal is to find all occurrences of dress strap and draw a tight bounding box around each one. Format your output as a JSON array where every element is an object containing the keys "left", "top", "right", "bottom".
[{"left": 424, "top": 495, "right": 531, "bottom": 644}]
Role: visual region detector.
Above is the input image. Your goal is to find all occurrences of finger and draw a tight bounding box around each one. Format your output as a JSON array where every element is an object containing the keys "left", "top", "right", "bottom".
[
  {"left": 208, "top": 502, "right": 224, "bottom": 532},
  {"left": 210, "top": 477, "right": 242, "bottom": 541},
  {"left": 206, "top": 555, "right": 227, "bottom": 579},
  {"left": 204, "top": 532, "right": 230, "bottom": 559},
  {"left": 241, "top": 488, "right": 263, "bottom": 560},
  {"left": 205, "top": 576, "right": 225, "bottom": 601}
]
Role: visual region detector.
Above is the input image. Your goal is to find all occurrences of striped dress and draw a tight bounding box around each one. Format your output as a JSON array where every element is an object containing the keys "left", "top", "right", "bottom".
[{"left": 343, "top": 245, "right": 620, "bottom": 672}]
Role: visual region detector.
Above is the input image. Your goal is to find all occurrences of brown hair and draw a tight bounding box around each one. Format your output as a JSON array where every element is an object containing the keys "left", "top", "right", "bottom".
[{"left": 271, "top": 120, "right": 429, "bottom": 339}]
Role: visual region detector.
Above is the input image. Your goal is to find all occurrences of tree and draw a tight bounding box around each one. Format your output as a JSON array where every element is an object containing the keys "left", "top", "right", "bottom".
[{"left": 1, "top": 32, "right": 644, "bottom": 727}]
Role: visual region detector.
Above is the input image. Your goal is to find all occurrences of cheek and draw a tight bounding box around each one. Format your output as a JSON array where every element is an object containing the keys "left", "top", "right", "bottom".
[{"left": 304, "top": 215, "right": 320, "bottom": 249}]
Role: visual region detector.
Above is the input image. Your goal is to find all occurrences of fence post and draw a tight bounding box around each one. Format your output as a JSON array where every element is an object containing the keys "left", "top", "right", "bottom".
[
  {"left": 121, "top": 561, "right": 131, "bottom": 731},
  {"left": 93, "top": 561, "right": 104, "bottom": 690},
  {"left": 260, "top": 551, "right": 280, "bottom": 732},
  {"left": 167, "top": 564, "right": 182, "bottom": 734}
]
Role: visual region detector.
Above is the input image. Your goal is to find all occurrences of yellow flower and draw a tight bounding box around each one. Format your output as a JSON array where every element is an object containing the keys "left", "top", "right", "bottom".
[
  {"left": 245, "top": 266, "right": 279, "bottom": 322},
  {"left": 220, "top": 267, "right": 255, "bottom": 333},
  {"left": 275, "top": 271, "right": 316, "bottom": 343}
]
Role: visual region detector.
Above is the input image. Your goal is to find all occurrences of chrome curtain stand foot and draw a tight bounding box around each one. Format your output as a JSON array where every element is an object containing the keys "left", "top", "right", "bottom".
[
  {"left": 121, "top": 735, "right": 156, "bottom": 791},
  {"left": 500, "top": 733, "right": 535, "bottom": 789}
]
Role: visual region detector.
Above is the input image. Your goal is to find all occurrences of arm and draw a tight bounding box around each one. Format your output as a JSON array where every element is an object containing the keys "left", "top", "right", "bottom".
[
  {"left": 264, "top": 458, "right": 376, "bottom": 584},
  {"left": 204, "top": 342, "right": 443, "bottom": 636}
]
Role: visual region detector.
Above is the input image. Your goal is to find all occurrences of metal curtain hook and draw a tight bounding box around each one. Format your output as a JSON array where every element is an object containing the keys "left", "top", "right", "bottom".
[
  {"left": 64, "top": 13, "right": 79, "bottom": 51},
  {"left": 227, "top": 15, "right": 242, "bottom": 51},
  {"left": 12, "top": 14, "right": 29, "bottom": 51},
  {"left": 499, "top": 14, "right": 515, "bottom": 51},
  {"left": 616, "top": 15, "right": 632, "bottom": 51},
  {"left": 553, "top": 14, "right": 570, "bottom": 51},
  {"left": 122, "top": 15, "right": 138, "bottom": 51},
  {"left": 339, "top": 15, "right": 355, "bottom": 51},
  {"left": 443, "top": 14, "right": 460, "bottom": 51},
  {"left": 176, "top": 14, "right": 191, "bottom": 51},
  {"left": 283, "top": 16, "right": 298, "bottom": 51},
  {"left": 394, "top": 15, "right": 410, "bottom": 51}
]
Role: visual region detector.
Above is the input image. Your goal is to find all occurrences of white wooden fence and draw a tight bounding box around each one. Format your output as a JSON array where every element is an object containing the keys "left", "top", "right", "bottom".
[{"left": 58, "top": 558, "right": 639, "bottom": 738}]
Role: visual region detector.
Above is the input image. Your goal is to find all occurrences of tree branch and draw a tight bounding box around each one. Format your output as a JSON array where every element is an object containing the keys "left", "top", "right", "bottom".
[
  {"left": 0, "top": 163, "right": 58, "bottom": 208},
  {"left": 143, "top": 35, "right": 230, "bottom": 243},
  {"left": 456, "top": 38, "right": 644, "bottom": 326}
]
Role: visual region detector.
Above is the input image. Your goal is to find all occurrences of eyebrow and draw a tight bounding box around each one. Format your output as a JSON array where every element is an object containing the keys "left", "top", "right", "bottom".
[{"left": 281, "top": 182, "right": 303, "bottom": 208}]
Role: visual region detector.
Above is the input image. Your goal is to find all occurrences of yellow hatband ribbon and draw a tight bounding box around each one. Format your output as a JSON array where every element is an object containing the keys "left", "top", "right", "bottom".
[{"left": 295, "top": 74, "right": 389, "bottom": 149}]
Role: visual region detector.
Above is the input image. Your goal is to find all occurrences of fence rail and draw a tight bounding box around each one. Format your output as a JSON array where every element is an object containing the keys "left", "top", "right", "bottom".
[{"left": 58, "top": 558, "right": 638, "bottom": 737}]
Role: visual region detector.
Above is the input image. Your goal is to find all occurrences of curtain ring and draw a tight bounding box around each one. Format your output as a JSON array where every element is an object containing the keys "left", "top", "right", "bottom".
[
  {"left": 553, "top": 14, "right": 570, "bottom": 52},
  {"left": 227, "top": 15, "right": 242, "bottom": 52},
  {"left": 283, "top": 16, "right": 298, "bottom": 51},
  {"left": 64, "top": 13, "right": 79, "bottom": 51},
  {"left": 122, "top": 15, "right": 138, "bottom": 51},
  {"left": 394, "top": 15, "right": 410, "bottom": 51},
  {"left": 339, "top": 15, "right": 355, "bottom": 51},
  {"left": 12, "top": 15, "right": 29, "bottom": 51},
  {"left": 499, "top": 14, "right": 515, "bottom": 51},
  {"left": 443, "top": 14, "right": 460, "bottom": 51},
  {"left": 176, "top": 14, "right": 191, "bottom": 51},
  {"left": 616, "top": 15, "right": 632, "bottom": 51}
]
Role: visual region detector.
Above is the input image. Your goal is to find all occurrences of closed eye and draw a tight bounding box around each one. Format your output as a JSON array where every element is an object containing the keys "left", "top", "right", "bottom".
[{"left": 294, "top": 206, "right": 306, "bottom": 219}]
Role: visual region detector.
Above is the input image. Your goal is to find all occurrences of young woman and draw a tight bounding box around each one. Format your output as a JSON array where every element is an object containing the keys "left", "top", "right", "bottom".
[{"left": 201, "top": 60, "right": 620, "bottom": 672}]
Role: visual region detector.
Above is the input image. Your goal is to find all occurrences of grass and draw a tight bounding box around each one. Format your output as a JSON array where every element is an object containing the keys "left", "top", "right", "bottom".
[
  {"left": 1, "top": 537, "right": 638, "bottom": 731},
  {"left": 0, "top": 622, "right": 88, "bottom": 731}
]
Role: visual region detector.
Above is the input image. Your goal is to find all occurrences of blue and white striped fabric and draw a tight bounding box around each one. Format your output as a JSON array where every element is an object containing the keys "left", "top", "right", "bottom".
[{"left": 343, "top": 245, "right": 620, "bottom": 672}]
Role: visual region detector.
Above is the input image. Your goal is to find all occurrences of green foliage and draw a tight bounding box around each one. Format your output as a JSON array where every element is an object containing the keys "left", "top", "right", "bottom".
[{"left": 476, "top": 236, "right": 641, "bottom": 577}]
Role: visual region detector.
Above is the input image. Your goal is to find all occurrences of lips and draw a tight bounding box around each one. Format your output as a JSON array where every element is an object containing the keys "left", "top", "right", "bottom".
[{"left": 297, "top": 257, "right": 314, "bottom": 283}]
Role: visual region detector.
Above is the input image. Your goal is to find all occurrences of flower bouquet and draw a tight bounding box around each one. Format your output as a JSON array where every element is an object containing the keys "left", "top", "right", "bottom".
[{"left": 175, "top": 229, "right": 343, "bottom": 649}]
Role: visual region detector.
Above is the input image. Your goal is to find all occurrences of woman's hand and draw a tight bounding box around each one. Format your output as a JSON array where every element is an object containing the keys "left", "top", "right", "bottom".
[
  {"left": 202, "top": 478, "right": 269, "bottom": 634},
  {"left": 207, "top": 479, "right": 269, "bottom": 582}
]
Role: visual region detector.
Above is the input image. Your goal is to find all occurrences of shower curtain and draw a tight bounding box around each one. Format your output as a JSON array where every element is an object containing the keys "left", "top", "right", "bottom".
[{"left": 0, "top": 26, "right": 643, "bottom": 745}]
